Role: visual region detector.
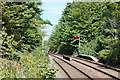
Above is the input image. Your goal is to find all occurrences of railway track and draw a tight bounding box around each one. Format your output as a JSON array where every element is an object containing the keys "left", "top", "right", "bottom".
[
  {"left": 72, "top": 57, "right": 120, "bottom": 80},
  {"left": 53, "top": 59, "right": 72, "bottom": 79},
  {"left": 51, "top": 54, "right": 93, "bottom": 80},
  {"left": 74, "top": 57, "right": 120, "bottom": 71},
  {"left": 49, "top": 53, "right": 120, "bottom": 80},
  {"left": 72, "top": 59, "right": 120, "bottom": 80}
]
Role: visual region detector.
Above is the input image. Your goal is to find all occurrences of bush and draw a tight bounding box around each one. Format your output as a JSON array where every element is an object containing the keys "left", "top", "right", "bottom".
[
  {"left": 74, "top": 40, "right": 98, "bottom": 57},
  {"left": 97, "top": 49, "right": 111, "bottom": 63},
  {"left": 106, "top": 47, "right": 120, "bottom": 66}
]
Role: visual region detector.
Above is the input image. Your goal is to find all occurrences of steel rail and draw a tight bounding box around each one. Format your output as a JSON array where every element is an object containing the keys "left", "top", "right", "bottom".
[
  {"left": 49, "top": 53, "right": 120, "bottom": 79},
  {"left": 72, "top": 58, "right": 120, "bottom": 80},
  {"left": 74, "top": 57, "right": 120, "bottom": 72},
  {"left": 53, "top": 59, "right": 72, "bottom": 80},
  {"left": 50, "top": 54, "right": 93, "bottom": 80}
]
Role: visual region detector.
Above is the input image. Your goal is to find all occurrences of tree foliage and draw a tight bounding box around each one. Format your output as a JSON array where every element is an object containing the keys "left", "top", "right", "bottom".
[
  {"left": 49, "top": 2, "right": 120, "bottom": 65},
  {"left": 49, "top": 2, "right": 107, "bottom": 54},
  {"left": 1, "top": 2, "right": 51, "bottom": 54}
]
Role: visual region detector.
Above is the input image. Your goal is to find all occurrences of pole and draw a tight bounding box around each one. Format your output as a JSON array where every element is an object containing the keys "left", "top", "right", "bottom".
[
  {"left": 78, "top": 34, "right": 80, "bottom": 54},
  {"left": 41, "top": 39, "right": 44, "bottom": 53}
]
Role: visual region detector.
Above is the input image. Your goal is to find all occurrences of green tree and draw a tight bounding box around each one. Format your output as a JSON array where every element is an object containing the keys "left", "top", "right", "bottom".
[
  {"left": 49, "top": 2, "right": 108, "bottom": 55},
  {"left": 49, "top": 2, "right": 120, "bottom": 66},
  {"left": 1, "top": 2, "right": 51, "bottom": 54}
]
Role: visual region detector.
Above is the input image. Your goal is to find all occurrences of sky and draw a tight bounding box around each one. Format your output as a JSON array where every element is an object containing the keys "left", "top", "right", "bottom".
[{"left": 40, "top": 0, "right": 73, "bottom": 40}]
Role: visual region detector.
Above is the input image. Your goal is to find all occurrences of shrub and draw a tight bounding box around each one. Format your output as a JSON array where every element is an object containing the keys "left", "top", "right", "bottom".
[{"left": 97, "top": 49, "right": 111, "bottom": 63}]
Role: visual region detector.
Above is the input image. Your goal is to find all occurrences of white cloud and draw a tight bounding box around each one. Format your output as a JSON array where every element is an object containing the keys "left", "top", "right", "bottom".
[{"left": 42, "top": 0, "right": 73, "bottom": 3}]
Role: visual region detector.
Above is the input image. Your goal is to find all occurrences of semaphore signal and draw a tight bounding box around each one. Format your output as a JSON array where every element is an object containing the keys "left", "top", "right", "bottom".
[
  {"left": 36, "top": 35, "right": 42, "bottom": 40},
  {"left": 74, "top": 35, "right": 80, "bottom": 37},
  {"left": 74, "top": 34, "right": 80, "bottom": 54}
]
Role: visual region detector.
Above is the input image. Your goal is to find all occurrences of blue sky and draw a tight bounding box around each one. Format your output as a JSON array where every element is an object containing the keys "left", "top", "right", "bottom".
[{"left": 40, "top": 0, "right": 73, "bottom": 40}]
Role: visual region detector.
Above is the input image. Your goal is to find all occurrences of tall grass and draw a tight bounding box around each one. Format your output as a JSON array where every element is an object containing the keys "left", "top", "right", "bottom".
[{"left": 0, "top": 47, "right": 56, "bottom": 79}]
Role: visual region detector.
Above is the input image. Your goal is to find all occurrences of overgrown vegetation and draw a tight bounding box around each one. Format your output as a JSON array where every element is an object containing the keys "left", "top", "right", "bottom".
[
  {"left": 0, "top": 47, "right": 56, "bottom": 79},
  {"left": 0, "top": 1, "right": 56, "bottom": 79},
  {"left": 49, "top": 2, "right": 120, "bottom": 66}
]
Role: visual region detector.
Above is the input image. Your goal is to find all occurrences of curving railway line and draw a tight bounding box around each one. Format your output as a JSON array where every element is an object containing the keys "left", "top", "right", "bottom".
[
  {"left": 51, "top": 54, "right": 93, "bottom": 80},
  {"left": 49, "top": 53, "right": 120, "bottom": 80}
]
